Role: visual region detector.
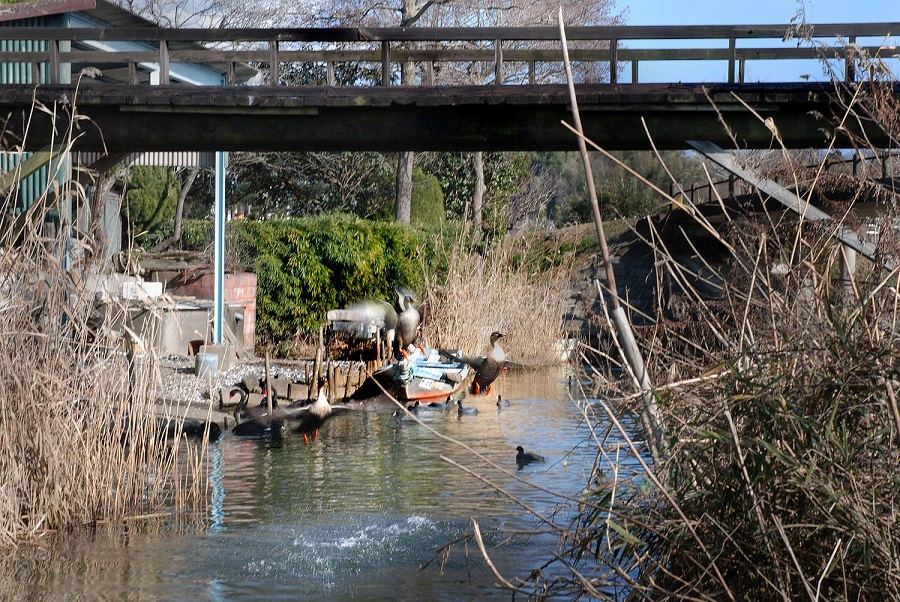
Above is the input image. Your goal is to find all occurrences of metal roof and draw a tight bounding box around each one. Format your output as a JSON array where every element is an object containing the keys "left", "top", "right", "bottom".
[{"left": 0, "top": 0, "right": 257, "bottom": 83}]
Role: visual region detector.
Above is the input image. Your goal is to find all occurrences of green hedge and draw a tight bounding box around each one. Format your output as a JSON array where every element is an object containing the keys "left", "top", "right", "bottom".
[{"left": 182, "top": 215, "right": 428, "bottom": 348}]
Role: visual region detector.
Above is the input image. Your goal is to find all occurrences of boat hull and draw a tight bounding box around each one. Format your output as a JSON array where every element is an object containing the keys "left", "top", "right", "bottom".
[{"left": 351, "top": 350, "right": 469, "bottom": 402}]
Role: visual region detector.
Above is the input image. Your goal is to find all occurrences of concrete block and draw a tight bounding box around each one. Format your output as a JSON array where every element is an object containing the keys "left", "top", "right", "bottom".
[
  {"left": 288, "top": 382, "right": 307, "bottom": 401},
  {"left": 247, "top": 392, "right": 266, "bottom": 407},
  {"left": 199, "top": 344, "right": 235, "bottom": 371},
  {"left": 268, "top": 378, "right": 291, "bottom": 399},
  {"left": 242, "top": 375, "right": 261, "bottom": 393},
  {"left": 123, "top": 280, "right": 163, "bottom": 300}
]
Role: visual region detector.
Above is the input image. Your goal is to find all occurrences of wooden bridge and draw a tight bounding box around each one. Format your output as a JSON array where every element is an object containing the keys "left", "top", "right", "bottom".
[{"left": 0, "top": 23, "right": 898, "bottom": 152}]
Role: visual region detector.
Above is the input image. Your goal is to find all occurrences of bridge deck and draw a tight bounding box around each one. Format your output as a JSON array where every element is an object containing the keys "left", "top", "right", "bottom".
[{"left": 1, "top": 81, "right": 890, "bottom": 152}]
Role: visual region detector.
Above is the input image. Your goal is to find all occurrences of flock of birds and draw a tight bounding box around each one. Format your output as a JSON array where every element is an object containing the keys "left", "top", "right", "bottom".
[{"left": 226, "top": 288, "right": 544, "bottom": 466}]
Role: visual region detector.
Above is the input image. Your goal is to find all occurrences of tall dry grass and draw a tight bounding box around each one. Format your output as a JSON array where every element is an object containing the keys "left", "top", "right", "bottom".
[
  {"left": 0, "top": 93, "right": 209, "bottom": 547},
  {"left": 420, "top": 227, "right": 570, "bottom": 366},
  {"left": 500, "top": 44, "right": 900, "bottom": 600}
]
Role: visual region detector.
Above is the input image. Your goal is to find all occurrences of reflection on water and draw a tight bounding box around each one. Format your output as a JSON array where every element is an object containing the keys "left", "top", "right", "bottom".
[{"left": 0, "top": 367, "right": 637, "bottom": 600}]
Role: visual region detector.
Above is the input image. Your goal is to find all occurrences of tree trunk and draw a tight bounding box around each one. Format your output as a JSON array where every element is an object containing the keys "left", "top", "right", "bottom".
[
  {"left": 393, "top": 0, "right": 419, "bottom": 224},
  {"left": 152, "top": 166, "right": 200, "bottom": 252},
  {"left": 395, "top": 152, "right": 414, "bottom": 223},
  {"left": 472, "top": 151, "right": 485, "bottom": 230}
]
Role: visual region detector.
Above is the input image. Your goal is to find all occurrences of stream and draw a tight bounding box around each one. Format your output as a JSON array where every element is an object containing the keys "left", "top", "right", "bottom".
[{"left": 2, "top": 367, "right": 637, "bottom": 601}]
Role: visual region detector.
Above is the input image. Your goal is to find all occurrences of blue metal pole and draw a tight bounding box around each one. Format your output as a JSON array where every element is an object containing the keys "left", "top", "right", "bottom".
[{"left": 213, "top": 150, "right": 226, "bottom": 344}]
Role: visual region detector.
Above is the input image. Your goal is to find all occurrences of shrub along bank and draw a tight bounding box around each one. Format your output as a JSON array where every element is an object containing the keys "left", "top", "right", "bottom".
[{"left": 182, "top": 214, "right": 433, "bottom": 354}]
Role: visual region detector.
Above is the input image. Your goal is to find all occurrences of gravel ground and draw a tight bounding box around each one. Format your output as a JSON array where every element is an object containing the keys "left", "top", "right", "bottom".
[{"left": 154, "top": 354, "right": 315, "bottom": 408}]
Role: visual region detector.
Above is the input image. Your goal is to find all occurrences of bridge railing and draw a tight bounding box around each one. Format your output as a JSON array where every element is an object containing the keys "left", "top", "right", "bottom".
[{"left": 0, "top": 23, "right": 896, "bottom": 87}]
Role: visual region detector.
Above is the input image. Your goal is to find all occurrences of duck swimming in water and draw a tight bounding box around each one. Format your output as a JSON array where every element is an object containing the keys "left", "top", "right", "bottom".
[
  {"left": 231, "top": 388, "right": 285, "bottom": 438},
  {"left": 516, "top": 446, "right": 545, "bottom": 467},
  {"left": 456, "top": 398, "right": 478, "bottom": 416},
  {"left": 496, "top": 395, "right": 510, "bottom": 408}
]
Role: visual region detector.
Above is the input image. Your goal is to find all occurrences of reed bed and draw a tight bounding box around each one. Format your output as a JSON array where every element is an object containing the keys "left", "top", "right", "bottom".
[
  {"left": 0, "top": 103, "right": 209, "bottom": 546},
  {"left": 490, "top": 49, "right": 900, "bottom": 600},
  {"left": 421, "top": 228, "right": 570, "bottom": 367}
]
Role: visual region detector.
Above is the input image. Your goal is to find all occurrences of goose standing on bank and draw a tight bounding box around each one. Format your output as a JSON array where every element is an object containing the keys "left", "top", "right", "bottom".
[
  {"left": 443, "top": 332, "right": 506, "bottom": 395},
  {"left": 394, "top": 292, "right": 421, "bottom": 358}
]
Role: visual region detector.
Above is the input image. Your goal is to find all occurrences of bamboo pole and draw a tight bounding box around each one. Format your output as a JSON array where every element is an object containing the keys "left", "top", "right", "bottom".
[{"left": 558, "top": 10, "right": 667, "bottom": 463}]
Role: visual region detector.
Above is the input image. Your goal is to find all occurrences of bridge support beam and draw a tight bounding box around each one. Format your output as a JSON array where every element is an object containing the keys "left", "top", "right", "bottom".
[{"left": 686, "top": 140, "right": 891, "bottom": 270}]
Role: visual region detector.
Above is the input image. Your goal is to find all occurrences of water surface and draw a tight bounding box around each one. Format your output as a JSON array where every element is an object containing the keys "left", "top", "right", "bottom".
[{"left": 5, "top": 368, "right": 621, "bottom": 601}]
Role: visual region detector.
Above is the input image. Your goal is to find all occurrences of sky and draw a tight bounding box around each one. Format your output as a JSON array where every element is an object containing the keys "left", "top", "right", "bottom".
[
  {"left": 612, "top": 0, "right": 899, "bottom": 82},
  {"left": 623, "top": 0, "right": 898, "bottom": 26}
]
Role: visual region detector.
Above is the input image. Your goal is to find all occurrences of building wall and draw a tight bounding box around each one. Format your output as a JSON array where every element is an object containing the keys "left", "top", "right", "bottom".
[{"left": 168, "top": 272, "right": 257, "bottom": 350}]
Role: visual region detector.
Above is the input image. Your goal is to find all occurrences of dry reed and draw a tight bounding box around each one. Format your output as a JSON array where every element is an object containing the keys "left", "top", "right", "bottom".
[
  {"left": 420, "top": 227, "right": 570, "bottom": 367},
  {"left": 0, "top": 89, "right": 210, "bottom": 547},
  {"left": 495, "top": 42, "right": 900, "bottom": 600}
]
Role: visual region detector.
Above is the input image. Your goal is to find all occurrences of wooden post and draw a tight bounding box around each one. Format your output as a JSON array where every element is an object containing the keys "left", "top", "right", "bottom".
[
  {"left": 727, "top": 37, "right": 736, "bottom": 84},
  {"left": 265, "top": 351, "right": 273, "bottom": 415},
  {"left": 494, "top": 39, "right": 503, "bottom": 85},
  {"left": 269, "top": 40, "right": 280, "bottom": 85},
  {"left": 845, "top": 36, "right": 856, "bottom": 82},
  {"left": 158, "top": 41, "right": 170, "bottom": 85},
  {"left": 381, "top": 42, "right": 391, "bottom": 86},
  {"left": 49, "top": 40, "right": 60, "bottom": 84},
  {"left": 327, "top": 363, "right": 336, "bottom": 402},
  {"left": 326, "top": 61, "right": 334, "bottom": 86},
  {"left": 312, "top": 327, "right": 324, "bottom": 396},
  {"left": 609, "top": 38, "right": 618, "bottom": 85}
]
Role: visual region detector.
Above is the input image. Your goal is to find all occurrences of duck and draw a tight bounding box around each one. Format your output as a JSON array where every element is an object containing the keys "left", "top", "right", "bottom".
[
  {"left": 394, "top": 291, "right": 421, "bottom": 358},
  {"left": 496, "top": 395, "right": 510, "bottom": 408},
  {"left": 289, "top": 382, "right": 354, "bottom": 444},
  {"left": 427, "top": 399, "right": 452, "bottom": 411},
  {"left": 456, "top": 398, "right": 478, "bottom": 416},
  {"left": 231, "top": 388, "right": 285, "bottom": 438},
  {"left": 441, "top": 332, "right": 506, "bottom": 395},
  {"left": 516, "top": 446, "right": 545, "bottom": 467}
]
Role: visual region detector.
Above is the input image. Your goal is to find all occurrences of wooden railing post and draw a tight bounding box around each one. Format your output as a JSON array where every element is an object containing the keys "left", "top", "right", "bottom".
[
  {"left": 158, "top": 40, "right": 170, "bottom": 84},
  {"left": 48, "top": 39, "right": 60, "bottom": 84},
  {"left": 269, "top": 40, "right": 280, "bottom": 85},
  {"left": 381, "top": 41, "right": 390, "bottom": 85},
  {"left": 326, "top": 60, "right": 335, "bottom": 86},
  {"left": 727, "top": 37, "right": 736, "bottom": 83},
  {"left": 609, "top": 38, "right": 618, "bottom": 84},
  {"left": 631, "top": 59, "right": 638, "bottom": 84},
  {"left": 845, "top": 35, "right": 856, "bottom": 82},
  {"left": 528, "top": 60, "right": 535, "bottom": 85},
  {"left": 494, "top": 38, "right": 503, "bottom": 85}
]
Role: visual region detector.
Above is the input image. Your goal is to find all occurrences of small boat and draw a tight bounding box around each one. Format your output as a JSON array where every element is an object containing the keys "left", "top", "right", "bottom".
[{"left": 351, "top": 347, "right": 470, "bottom": 402}]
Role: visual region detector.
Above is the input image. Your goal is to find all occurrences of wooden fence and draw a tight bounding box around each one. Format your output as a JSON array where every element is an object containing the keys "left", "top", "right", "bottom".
[{"left": 0, "top": 23, "right": 897, "bottom": 86}]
